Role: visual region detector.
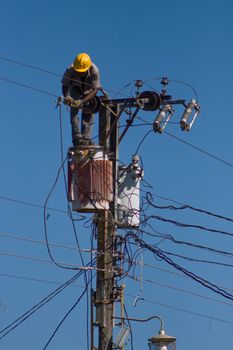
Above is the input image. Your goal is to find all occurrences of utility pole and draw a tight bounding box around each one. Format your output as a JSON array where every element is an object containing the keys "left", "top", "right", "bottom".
[
  {"left": 95, "top": 104, "right": 119, "bottom": 350},
  {"left": 66, "top": 79, "right": 200, "bottom": 350}
]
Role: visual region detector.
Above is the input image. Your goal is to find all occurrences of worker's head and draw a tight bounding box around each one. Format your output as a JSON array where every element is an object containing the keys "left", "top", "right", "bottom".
[{"left": 73, "top": 53, "right": 92, "bottom": 73}]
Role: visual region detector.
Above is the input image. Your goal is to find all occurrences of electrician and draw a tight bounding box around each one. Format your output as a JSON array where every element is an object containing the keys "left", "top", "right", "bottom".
[{"left": 61, "top": 52, "right": 101, "bottom": 146}]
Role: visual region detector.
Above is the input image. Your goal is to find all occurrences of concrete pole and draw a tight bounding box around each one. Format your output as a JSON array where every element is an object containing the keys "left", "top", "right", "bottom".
[{"left": 94, "top": 104, "right": 119, "bottom": 350}]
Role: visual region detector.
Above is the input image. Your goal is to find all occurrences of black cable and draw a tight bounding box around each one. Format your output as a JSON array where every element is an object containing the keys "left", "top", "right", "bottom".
[
  {"left": 0, "top": 267, "right": 87, "bottom": 339},
  {"left": 158, "top": 248, "right": 233, "bottom": 269},
  {"left": 134, "top": 130, "right": 153, "bottom": 155},
  {"left": 0, "top": 55, "right": 130, "bottom": 98},
  {"left": 0, "top": 55, "right": 61, "bottom": 77},
  {"left": 141, "top": 77, "right": 199, "bottom": 102},
  {"left": 128, "top": 234, "right": 233, "bottom": 302},
  {"left": 0, "top": 194, "right": 85, "bottom": 219},
  {"left": 142, "top": 226, "right": 233, "bottom": 260},
  {"left": 123, "top": 304, "right": 134, "bottom": 350},
  {"left": 58, "top": 104, "right": 90, "bottom": 350},
  {"left": 145, "top": 191, "right": 233, "bottom": 224},
  {"left": 42, "top": 276, "right": 91, "bottom": 350},
  {"left": 164, "top": 131, "right": 233, "bottom": 169},
  {"left": 0, "top": 75, "right": 57, "bottom": 97},
  {"left": 43, "top": 157, "right": 80, "bottom": 270},
  {"left": 170, "top": 78, "right": 199, "bottom": 102},
  {"left": 145, "top": 214, "right": 233, "bottom": 238}
]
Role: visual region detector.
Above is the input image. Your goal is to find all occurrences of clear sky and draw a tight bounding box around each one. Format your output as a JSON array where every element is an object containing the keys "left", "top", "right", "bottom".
[{"left": 0, "top": 0, "right": 233, "bottom": 349}]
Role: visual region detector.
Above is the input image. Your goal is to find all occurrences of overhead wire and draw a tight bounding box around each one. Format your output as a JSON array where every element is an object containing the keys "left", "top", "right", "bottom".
[
  {"left": 144, "top": 214, "right": 233, "bottom": 238},
  {"left": 0, "top": 194, "right": 85, "bottom": 220},
  {"left": 0, "top": 54, "right": 130, "bottom": 98},
  {"left": 0, "top": 231, "right": 96, "bottom": 253},
  {"left": 127, "top": 274, "right": 233, "bottom": 308},
  {"left": 0, "top": 272, "right": 84, "bottom": 288},
  {"left": 0, "top": 267, "right": 87, "bottom": 340},
  {"left": 43, "top": 156, "right": 80, "bottom": 270},
  {"left": 164, "top": 130, "right": 233, "bottom": 169},
  {"left": 2, "top": 53, "right": 233, "bottom": 175},
  {"left": 125, "top": 258, "right": 233, "bottom": 293},
  {"left": 134, "top": 130, "right": 153, "bottom": 154},
  {"left": 42, "top": 274, "right": 93, "bottom": 350},
  {"left": 5, "top": 53, "right": 233, "bottom": 345},
  {"left": 140, "top": 226, "right": 233, "bottom": 260},
  {"left": 125, "top": 293, "right": 233, "bottom": 326},
  {"left": 127, "top": 233, "right": 233, "bottom": 302},
  {"left": 156, "top": 248, "right": 233, "bottom": 268},
  {"left": 0, "top": 249, "right": 99, "bottom": 270},
  {"left": 0, "top": 75, "right": 58, "bottom": 98},
  {"left": 145, "top": 191, "right": 233, "bottom": 223}
]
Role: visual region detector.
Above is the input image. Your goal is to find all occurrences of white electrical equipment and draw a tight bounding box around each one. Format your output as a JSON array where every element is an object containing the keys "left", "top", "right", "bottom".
[{"left": 117, "top": 155, "right": 143, "bottom": 228}]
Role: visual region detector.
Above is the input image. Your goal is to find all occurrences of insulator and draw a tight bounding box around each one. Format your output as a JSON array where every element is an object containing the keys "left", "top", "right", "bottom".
[
  {"left": 180, "top": 99, "right": 200, "bottom": 131},
  {"left": 153, "top": 105, "right": 173, "bottom": 133},
  {"left": 135, "top": 80, "right": 143, "bottom": 88},
  {"left": 137, "top": 91, "right": 161, "bottom": 111},
  {"left": 131, "top": 154, "right": 140, "bottom": 167}
]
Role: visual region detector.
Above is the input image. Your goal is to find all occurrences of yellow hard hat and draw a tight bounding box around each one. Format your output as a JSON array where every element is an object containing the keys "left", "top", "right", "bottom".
[{"left": 73, "top": 53, "right": 92, "bottom": 72}]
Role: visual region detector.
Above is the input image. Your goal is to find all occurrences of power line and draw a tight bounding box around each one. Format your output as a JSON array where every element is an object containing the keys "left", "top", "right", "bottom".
[
  {"left": 0, "top": 194, "right": 85, "bottom": 219},
  {"left": 42, "top": 277, "right": 91, "bottom": 350},
  {"left": 0, "top": 272, "right": 83, "bottom": 288},
  {"left": 0, "top": 250, "right": 114, "bottom": 273},
  {"left": 145, "top": 214, "right": 233, "bottom": 238},
  {"left": 128, "top": 233, "right": 233, "bottom": 302},
  {"left": 135, "top": 115, "right": 233, "bottom": 170},
  {"left": 0, "top": 231, "right": 95, "bottom": 253},
  {"left": 140, "top": 226, "right": 233, "bottom": 260},
  {"left": 0, "top": 268, "right": 86, "bottom": 340},
  {"left": 0, "top": 250, "right": 88, "bottom": 269},
  {"left": 0, "top": 54, "right": 130, "bottom": 98},
  {"left": 128, "top": 274, "right": 233, "bottom": 308},
  {"left": 0, "top": 75, "right": 58, "bottom": 98},
  {"left": 145, "top": 191, "right": 233, "bottom": 224},
  {"left": 0, "top": 55, "right": 61, "bottom": 77},
  {"left": 125, "top": 293, "right": 233, "bottom": 326},
  {"left": 126, "top": 259, "right": 233, "bottom": 293},
  {"left": 164, "top": 131, "right": 233, "bottom": 169}
]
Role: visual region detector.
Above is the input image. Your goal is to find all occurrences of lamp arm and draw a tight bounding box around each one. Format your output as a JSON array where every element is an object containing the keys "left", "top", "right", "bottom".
[{"left": 113, "top": 315, "right": 164, "bottom": 331}]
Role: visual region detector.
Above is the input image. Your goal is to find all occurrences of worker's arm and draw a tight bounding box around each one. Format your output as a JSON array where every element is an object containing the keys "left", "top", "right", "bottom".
[
  {"left": 81, "top": 64, "right": 101, "bottom": 103},
  {"left": 62, "top": 85, "right": 69, "bottom": 97},
  {"left": 82, "top": 88, "right": 99, "bottom": 103},
  {"left": 61, "top": 66, "right": 73, "bottom": 96}
]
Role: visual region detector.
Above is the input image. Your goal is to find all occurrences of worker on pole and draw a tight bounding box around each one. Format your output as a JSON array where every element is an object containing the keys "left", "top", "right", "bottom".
[{"left": 61, "top": 52, "right": 101, "bottom": 146}]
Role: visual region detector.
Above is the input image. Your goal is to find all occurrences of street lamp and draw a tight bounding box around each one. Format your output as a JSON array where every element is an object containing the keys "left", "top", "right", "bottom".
[
  {"left": 113, "top": 315, "right": 176, "bottom": 350},
  {"left": 148, "top": 328, "right": 176, "bottom": 350}
]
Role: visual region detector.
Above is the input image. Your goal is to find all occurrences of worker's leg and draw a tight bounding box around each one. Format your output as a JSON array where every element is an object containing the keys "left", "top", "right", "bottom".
[
  {"left": 70, "top": 87, "right": 83, "bottom": 145},
  {"left": 81, "top": 112, "right": 94, "bottom": 142},
  {"left": 70, "top": 107, "right": 82, "bottom": 145}
]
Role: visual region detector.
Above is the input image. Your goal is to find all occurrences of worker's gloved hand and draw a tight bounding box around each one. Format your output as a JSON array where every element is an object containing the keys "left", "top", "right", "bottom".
[
  {"left": 71, "top": 99, "right": 83, "bottom": 109},
  {"left": 63, "top": 96, "right": 74, "bottom": 106}
]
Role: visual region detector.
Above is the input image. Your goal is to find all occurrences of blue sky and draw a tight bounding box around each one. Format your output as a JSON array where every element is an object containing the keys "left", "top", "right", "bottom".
[{"left": 0, "top": 0, "right": 233, "bottom": 349}]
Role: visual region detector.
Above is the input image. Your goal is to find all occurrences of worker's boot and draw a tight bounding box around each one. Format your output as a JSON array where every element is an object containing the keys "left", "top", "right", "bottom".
[
  {"left": 73, "top": 138, "right": 84, "bottom": 147},
  {"left": 82, "top": 137, "right": 93, "bottom": 145}
]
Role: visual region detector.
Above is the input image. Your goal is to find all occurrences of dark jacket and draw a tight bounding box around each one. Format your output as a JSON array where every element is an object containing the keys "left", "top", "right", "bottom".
[{"left": 61, "top": 63, "right": 101, "bottom": 97}]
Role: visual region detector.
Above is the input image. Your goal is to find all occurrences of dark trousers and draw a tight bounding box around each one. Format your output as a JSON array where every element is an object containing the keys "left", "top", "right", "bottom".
[{"left": 70, "top": 87, "right": 94, "bottom": 143}]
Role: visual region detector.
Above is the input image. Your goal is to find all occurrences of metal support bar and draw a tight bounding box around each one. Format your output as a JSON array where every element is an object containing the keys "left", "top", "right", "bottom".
[
  {"left": 160, "top": 99, "right": 186, "bottom": 106},
  {"left": 103, "top": 102, "right": 128, "bottom": 146},
  {"left": 118, "top": 107, "right": 140, "bottom": 144}
]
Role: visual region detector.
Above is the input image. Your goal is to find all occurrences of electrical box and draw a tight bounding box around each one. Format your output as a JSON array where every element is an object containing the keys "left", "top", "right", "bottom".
[
  {"left": 117, "top": 155, "right": 142, "bottom": 228},
  {"left": 68, "top": 146, "right": 113, "bottom": 212}
]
